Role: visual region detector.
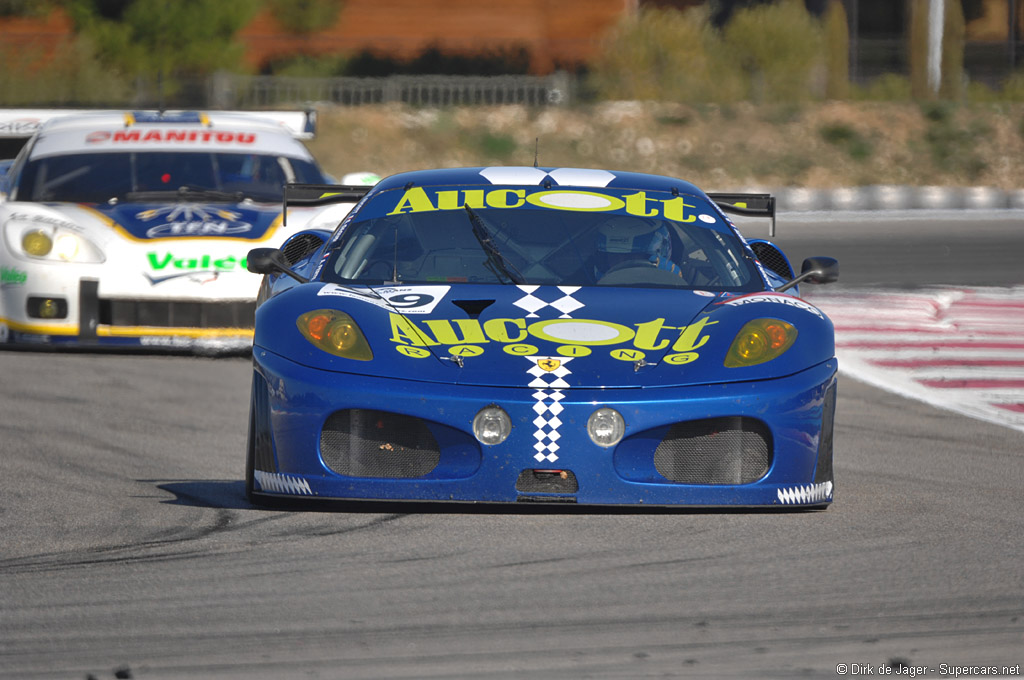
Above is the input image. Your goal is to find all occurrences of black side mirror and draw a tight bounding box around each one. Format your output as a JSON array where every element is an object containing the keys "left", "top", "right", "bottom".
[
  {"left": 247, "top": 247, "right": 309, "bottom": 284},
  {"left": 775, "top": 256, "right": 838, "bottom": 293}
]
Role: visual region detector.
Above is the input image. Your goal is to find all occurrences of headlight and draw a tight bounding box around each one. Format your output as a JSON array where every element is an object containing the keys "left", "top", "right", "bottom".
[
  {"left": 297, "top": 309, "right": 373, "bottom": 360},
  {"left": 7, "top": 223, "right": 105, "bottom": 263},
  {"left": 724, "top": 318, "right": 797, "bottom": 367},
  {"left": 587, "top": 407, "right": 624, "bottom": 447},
  {"left": 473, "top": 405, "right": 511, "bottom": 445},
  {"left": 22, "top": 230, "right": 53, "bottom": 256}
]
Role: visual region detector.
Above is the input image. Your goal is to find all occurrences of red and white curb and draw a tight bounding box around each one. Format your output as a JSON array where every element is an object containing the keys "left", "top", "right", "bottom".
[{"left": 804, "top": 285, "right": 1024, "bottom": 434}]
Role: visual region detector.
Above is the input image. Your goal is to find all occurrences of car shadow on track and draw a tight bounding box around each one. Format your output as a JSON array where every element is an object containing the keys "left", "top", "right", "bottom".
[{"left": 150, "top": 479, "right": 824, "bottom": 515}]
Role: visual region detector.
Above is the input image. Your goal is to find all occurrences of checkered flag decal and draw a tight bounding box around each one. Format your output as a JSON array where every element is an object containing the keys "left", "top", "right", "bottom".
[
  {"left": 514, "top": 285, "right": 584, "bottom": 318},
  {"left": 527, "top": 357, "right": 573, "bottom": 463}
]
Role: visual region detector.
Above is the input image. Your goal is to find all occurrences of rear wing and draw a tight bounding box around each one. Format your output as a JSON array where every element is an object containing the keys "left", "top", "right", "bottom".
[
  {"left": 0, "top": 108, "right": 319, "bottom": 140},
  {"left": 283, "top": 183, "right": 374, "bottom": 226},
  {"left": 708, "top": 193, "right": 776, "bottom": 238},
  {"left": 278, "top": 185, "right": 775, "bottom": 234}
]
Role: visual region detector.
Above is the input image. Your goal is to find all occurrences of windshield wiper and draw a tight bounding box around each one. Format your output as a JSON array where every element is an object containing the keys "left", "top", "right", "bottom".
[
  {"left": 124, "top": 185, "right": 247, "bottom": 203},
  {"left": 465, "top": 205, "right": 525, "bottom": 285}
]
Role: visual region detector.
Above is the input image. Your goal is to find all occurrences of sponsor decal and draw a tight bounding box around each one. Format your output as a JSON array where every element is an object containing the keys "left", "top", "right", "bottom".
[
  {"left": 537, "top": 358, "right": 561, "bottom": 372},
  {"left": 146, "top": 252, "right": 247, "bottom": 276},
  {"left": 0, "top": 118, "right": 43, "bottom": 136},
  {"left": 317, "top": 284, "right": 449, "bottom": 314},
  {"left": 479, "top": 167, "right": 616, "bottom": 187},
  {"left": 718, "top": 293, "right": 824, "bottom": 318},
  {"left": 777, "top": 481, "right": 833, "bottom": 505},
  {"left": 136, "top": 204, "right": 253, "bottom": 238},
  {"left": 387, "top": 313, "right": 717, "bottom": 363},
  {"left": 254, "top": 470, "right": 312, "bottom": 496},
  {"left": 86, "top": 129, "right": 257, "bottom": 145},
  {"left": 513, "top": 285, "right": 583, "bottom": 318},
  {"left": 526, "top": 355, "right": 574, "bottom": 463},
  {"left": 385, "top": 186, "right": 709, "bottom": 224},
  {"left": 1, "top": 266, "right": 27, "bottom": 286},
  {"left": 7, "top": 212, "right": 83, "bottom": 232}
]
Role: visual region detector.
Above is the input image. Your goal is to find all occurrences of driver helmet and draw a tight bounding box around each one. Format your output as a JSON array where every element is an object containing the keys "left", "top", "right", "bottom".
[{"left": 595, "top": 217, "right": 673, "bottom": 275}]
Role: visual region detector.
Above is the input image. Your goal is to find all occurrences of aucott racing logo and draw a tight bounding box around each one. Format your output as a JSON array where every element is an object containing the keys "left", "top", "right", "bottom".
[
  {"left": 386, "top": 313, "right": 718, "bottom": 365},
  {"left": 386, "top": 187, "right": 719, "bottom": 224}
]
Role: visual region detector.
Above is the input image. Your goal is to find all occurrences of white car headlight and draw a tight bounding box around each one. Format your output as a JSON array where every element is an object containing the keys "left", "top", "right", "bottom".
[{"left": 5, "top": 221, "right": 105, "bottom": 264}]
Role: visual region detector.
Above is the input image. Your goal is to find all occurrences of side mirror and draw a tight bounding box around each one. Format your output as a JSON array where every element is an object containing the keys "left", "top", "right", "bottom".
[
  {"left": 247, "top": 247, "right": 309, "bottom": 284},
  {"left": 799, "top": 256, "right": 839, "bottom": 285},
  {"left": 775, "top": 256, "right": 838, "bottom": 293}
]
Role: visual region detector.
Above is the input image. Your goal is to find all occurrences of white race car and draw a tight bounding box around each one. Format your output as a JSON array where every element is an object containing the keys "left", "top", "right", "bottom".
[{"left": 0, "top": 109, "right": 373, "bottom": 352}]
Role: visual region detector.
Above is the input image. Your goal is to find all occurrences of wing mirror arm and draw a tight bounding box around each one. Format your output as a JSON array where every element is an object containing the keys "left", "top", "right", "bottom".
[
  {"left": 775, "top": 256, "right": 838, "bottom": 293},
  {"left": 247, "top": 247, "right": 309, "bottom": 284}
]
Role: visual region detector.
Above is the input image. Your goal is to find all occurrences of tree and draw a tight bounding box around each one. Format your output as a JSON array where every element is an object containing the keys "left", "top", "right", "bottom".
[{"left": 64, "top": 0, "right": 260, "bottom": 102}]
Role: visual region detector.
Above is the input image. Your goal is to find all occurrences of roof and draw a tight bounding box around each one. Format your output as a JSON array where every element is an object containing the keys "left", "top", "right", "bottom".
[
  {"left": 23, "top": 110, "right": 317, "bottom": 160},
  {"left": 0, "top": 108, "right": 317, "bottom": 140},
  {"left": 373, "top": 166, "right": 708, "bottom": 197}
]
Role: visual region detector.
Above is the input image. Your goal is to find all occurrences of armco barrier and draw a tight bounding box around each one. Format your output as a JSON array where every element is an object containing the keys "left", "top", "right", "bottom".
[{"left": 767, "top": 185, "right": 1024, "bottom": 212}]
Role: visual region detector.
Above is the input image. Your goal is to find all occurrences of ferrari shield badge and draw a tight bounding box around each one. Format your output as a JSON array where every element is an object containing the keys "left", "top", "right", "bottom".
[{"left": 538, "top": 358, "right": 561, "bottom": 372}]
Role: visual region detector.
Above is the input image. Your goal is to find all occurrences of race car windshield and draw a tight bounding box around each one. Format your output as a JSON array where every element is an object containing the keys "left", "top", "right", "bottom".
[
  {"left": 323, "top": 185, "right": 763, "bottom": 291},
  {"left": 16, "top": 151, "right": 324, "bottom": 203}
]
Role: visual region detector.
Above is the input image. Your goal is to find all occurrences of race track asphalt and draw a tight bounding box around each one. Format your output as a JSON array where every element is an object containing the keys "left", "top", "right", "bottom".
[{"left": 1, "top": 211, "right": 1022, "bottom": 679}]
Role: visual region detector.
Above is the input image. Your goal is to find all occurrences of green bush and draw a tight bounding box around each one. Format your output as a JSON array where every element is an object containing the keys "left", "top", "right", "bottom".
[
  {"left": 0, "top": 35, "right": 132, "bottom": 105},
  {"left": 589, "top": 1, "right": 827, "bottom": 105},
  {"left": 267, "top": 0, "right": 342, "bottom": 35},
  {"left": 823, "top": 0, "right": 850, "bottom": 99},
  {"left": 920, "top": 104, "right": 989, "bottom": 180},
  {"left": 722, "top": 0, "right": 824, "bottom": 103},
  {"left": 587, "top": 6, "right": 744, "bottom": 104},
  {"left": 818, "top": 123, "right": 873, "bottom": 161},
  {"left": 473, "top": 131, "right": 518, "bottom": 160},
  {"left": 852, "top": 74, "right": 913, "bottom": 101}
]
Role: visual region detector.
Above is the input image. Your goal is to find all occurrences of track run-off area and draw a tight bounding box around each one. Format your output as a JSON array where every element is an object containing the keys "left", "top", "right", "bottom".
[
  {"left": 1, "top": 210, "right": 1022, "bottom": 679},
  {"left": 807, "top": 284, "right": 1024, "bottom": 434}
]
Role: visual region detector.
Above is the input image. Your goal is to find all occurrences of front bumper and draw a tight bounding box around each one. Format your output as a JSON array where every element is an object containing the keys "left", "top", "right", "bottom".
[
  {"left": 1, "top": 274, "right": 255, "bottom": 352},
  {"left": 250, "top": 347, "right": 838, "bottom": 507}
]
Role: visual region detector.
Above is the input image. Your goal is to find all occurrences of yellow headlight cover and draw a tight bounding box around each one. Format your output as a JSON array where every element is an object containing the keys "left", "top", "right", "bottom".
[
  {"left": 22, "top": 230, "right": 53, "bottom": 257},
  {"left": 297, "top": 310, "right": 373, "bottom": 361},
  {"left": 724, "top": 318, "right": 797, "bottom": 367}
]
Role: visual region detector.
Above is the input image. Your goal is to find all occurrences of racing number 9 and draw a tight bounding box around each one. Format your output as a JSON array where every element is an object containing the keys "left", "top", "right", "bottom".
[{"left": 387, "top": 293, "right": 434, "bottom": 309}]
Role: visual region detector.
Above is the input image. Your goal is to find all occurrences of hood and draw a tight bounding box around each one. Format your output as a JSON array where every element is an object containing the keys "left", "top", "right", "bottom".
[
  {"left": 256, "top": 283, "right": 836, "bottom": 389},
  {"left": 89, "top": 200, "right": 284, "bottom": 241}
]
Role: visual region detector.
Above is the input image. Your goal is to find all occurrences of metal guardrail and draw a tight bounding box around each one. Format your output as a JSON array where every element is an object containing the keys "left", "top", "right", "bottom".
[{"left": 207, "top": 71, "right": 574, "bottom": 109}]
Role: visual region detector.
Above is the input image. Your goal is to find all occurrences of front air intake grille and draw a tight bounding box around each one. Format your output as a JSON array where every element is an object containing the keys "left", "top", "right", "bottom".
[
  {"left": 282, "top": 233, "right": 326, "bottom": 266},
  {"left": 654, "top": 417, "right": 771, "bottom": 484},
  {"left": 749, "top": 241, "right": 795, "bottom": 280},
  {"left": 102, "top": 299, "right": 256, "bottom": 328},
  {"left": 814, "top": 382, "right": 837, "bottom": 484},
  {"left": 320, "top": 409, "right": 441, "bottom": 478},
  {"left": 516, "top": 469, "right": 579, "bottom": 494}
]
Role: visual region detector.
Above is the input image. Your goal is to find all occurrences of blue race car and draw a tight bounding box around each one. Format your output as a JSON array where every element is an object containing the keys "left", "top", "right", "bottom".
[{"left": 246, "top": 167, "right": 839, "bottom": 507}]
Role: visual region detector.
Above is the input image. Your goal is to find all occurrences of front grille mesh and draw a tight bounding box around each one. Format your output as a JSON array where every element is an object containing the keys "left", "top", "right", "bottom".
[
  {"left": 102, "top": 299, "right": 255, "bottom": 329},
  {"left": 516, "top": 469, "right": 579, "bottom": 494},
  {"left": 282, "top": 233, "right": 326, "bottom": 266},
  {"left": 814, "top": 382, "right": 837, "bottom": 484},
  {"left": 654, "top": 417, "right": 771, "bottom": 484},
  {"left": 750, "top": 241, "right": 794, "bottom": 280},
  {"left": 320, "top": 409, "right": 440, "bottom": 478}
]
